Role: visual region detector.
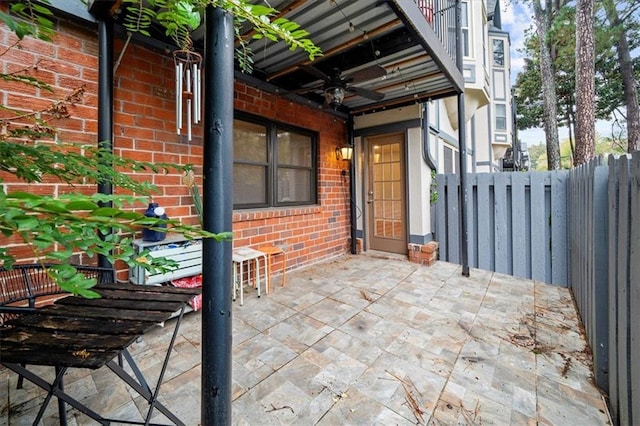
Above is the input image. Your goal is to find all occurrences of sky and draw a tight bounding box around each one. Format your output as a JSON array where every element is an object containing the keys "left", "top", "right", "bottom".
[{"left": 500, "top": 1, "right": 616, "bottom": 150}]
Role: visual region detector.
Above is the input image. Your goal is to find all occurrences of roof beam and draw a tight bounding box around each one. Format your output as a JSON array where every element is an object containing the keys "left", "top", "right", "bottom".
[{"left": 266, "top": 19, "right": 402, "bottom": 82}]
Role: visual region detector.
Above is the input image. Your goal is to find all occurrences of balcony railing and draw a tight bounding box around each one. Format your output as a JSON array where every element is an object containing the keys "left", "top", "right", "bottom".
[{"left": 415, "top": 0, "right": 458, "bottom": 62}]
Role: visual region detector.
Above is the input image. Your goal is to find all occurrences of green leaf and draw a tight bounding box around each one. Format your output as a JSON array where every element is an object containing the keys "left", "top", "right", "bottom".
[
  {"left": 14, "top": 215, "right": 39, "bottom": 231},
  {"left": 7, "top": 191, "right": 40, "bottom": 200},
  {"left": 249, "top": 5, "right": 275, "bottom": 16},
  {"left": 90, "top": 207, "right": 122, "bottom": 217},
  {"left": 65, "top": 200, "right": 99, "bottom": 210}
]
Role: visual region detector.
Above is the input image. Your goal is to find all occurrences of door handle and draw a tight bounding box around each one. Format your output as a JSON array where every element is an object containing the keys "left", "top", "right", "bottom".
[{"left": 367, "top": 191, "right": 374, "bottom": 204}]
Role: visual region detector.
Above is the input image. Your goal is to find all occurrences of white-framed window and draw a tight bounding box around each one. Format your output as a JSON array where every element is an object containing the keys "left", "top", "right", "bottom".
[
  {"left": 461, "top": 1, "right": 470, "bottom": 57},
  {"left": 495, "top": 104, "right": 507, "bottom": 131}
]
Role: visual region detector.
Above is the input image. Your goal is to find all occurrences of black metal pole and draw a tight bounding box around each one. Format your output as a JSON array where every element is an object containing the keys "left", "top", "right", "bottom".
[
  {"left": 202, "top": 5, "right": 234, "bottom": 425},
  {"left": 348, "top": 116, "right": 357, "bottom": 254},
  {"left": 455, "top": 0, "right": 470, "bottom": 276},
  {"left": 97, "top": 17, "right": 114, "bottom": 269}
]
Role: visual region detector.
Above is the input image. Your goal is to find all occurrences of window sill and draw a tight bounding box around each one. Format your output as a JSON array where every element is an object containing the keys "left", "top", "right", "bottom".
[{"left": 233, "top": 205, "right": 322, "bottom": 222}]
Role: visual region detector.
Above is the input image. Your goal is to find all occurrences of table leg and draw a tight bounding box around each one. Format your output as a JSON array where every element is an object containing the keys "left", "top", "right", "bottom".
[
  {"left": 240, "top": 261, "right": 244, "bottom": 305},
  {"left": 144, "top": 305, "right": 187, "bottom": 426},
  {"left": 262, "top": 254, "right": 269, "bottom": 294},
  {"left": 56, "top": 366, "right": 67, "bottom": 426},
  {"left": 4, "top": 364, "right": 106, "bottom": 423},
  {"left": 255, "top": 258, "right": 261, "bottom": 298}
]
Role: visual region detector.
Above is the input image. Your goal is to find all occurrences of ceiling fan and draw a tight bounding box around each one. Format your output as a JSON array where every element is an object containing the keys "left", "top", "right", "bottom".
[{"left": 300, "top": 64, "right": 387, "bottom": 109}]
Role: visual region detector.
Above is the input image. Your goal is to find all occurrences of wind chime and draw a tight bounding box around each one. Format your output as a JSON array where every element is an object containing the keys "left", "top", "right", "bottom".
[{"left": 173, "top": 49, "right": 202, "bottom": 141}]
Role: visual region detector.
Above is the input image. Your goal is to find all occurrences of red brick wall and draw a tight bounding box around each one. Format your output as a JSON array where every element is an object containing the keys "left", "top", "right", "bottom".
[{"left": 0, "top": 16, "right": 350, "bottom": 278}]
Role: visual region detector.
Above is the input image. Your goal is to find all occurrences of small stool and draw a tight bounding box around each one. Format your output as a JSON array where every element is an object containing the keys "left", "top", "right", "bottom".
[
  {"left": 232, "top": 247, "right": 268, "bottom": 305},
  {"left": 258, "top": 245, "right": 286, "bottom": 292}
]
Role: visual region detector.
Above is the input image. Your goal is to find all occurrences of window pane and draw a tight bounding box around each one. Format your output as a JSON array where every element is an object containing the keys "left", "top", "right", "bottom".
[
  {"left": 496, "top": 104, "right": 507, "bottom": 131},
  {"left": 234, "top": 120, "right": 267, "bottom": 162},
  {"left": 277, "top": 168, "right": 312, "bottom": 203},
  {"left": 463, "top": 30, "right": 469, "bottom": 56},
  {"left": 493, "top": 39, "right": 504, "bottom": 66},
  {"left": 234, "top": 164, "right": 267, "bottom": 205},
  {"left": 461, "top": 2, "right": 468, "bottom": 26},
  {"left": 277, "top": 131, "right": 312, "bottom": 166}
]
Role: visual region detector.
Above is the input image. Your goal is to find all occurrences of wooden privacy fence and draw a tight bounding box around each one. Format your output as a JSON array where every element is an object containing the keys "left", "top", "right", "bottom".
[
  {"left": 567, "top": 157, "right": 609, "bottom": 391},
  {"left": 435, "top": 171, "right": 570, "bottom": 286},
  {"left": 607, "top": 154, "right": 640, "bottom": 426},
  {"left": 436, "top": 154, "right": 640, "bottom": 425}
]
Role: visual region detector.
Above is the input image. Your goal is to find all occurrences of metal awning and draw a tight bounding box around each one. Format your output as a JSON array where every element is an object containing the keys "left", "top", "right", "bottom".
[
  {"left": 231, "top": 0, "right": 464, "bottom": 115},
  {"left": 77, "top": 0, "right": 464, "bottom": 117}
]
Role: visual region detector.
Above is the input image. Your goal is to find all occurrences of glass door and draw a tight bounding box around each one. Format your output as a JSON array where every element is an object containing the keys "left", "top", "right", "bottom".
[{"left": 366, "top": 133, "right": 406, "bottom": 254}]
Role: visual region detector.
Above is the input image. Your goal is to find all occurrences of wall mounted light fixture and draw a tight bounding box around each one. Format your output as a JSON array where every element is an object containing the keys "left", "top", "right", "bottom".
[{"left": 336, "top": 144, "right": 353, "bottom": 162}]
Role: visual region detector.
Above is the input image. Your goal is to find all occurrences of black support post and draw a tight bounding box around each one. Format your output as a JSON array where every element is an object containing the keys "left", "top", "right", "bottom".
[
  {"left": 201, "top": 6, "right": 234, "bottom": 425},
  {"left": 348, "top": 116, "right": 357, "bottom": 254},
  {"left": 455, "top": 0, "right": 470, "bottom": 276},
  {"left": 97, "top": 17, "right": 114, "bottom": 269}
]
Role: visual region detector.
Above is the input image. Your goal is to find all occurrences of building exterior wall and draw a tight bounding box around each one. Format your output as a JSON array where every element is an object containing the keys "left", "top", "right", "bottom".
[
  {"left": 431, "top": 0, "right": 512, "bottom": 176},
  {"left": 0, "top": 16, "right": 349, "bottom": 277}
]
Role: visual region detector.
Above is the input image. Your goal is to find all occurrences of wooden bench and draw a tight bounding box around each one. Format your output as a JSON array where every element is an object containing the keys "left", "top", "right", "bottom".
[{"left": 0, "top": 263, "right": 115, "bottom": 322}]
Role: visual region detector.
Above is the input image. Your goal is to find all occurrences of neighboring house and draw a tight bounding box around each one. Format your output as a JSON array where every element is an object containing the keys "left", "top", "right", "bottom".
[
  {"left": 429, "top": 0, "right": 513, "bottom": 175},
  {"left": 0, "top": 0, "right": 514, "bottom": 275}
]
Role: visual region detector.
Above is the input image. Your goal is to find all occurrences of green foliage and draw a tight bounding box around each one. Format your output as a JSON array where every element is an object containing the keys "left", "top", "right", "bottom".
[
  {"left": 0, "top": 0, "right": 322, "bottom": 296},
  {"left": 0, "top": 0, "right": 54, "bottom": 42},
  {"left": 120, "top": 0, "right": 322, "bottom": 72},
  {"left": 0, "top": 2, "right": 234, "bottom": 296},
  {"left": 513, "top": 2, "right": 640, "bottom": 139},
  {"left": 527, "top": 136, "right": 627, "bottom": 170},
  {"left": 430, "top": 169, "right": 438, "bottom": 205}
]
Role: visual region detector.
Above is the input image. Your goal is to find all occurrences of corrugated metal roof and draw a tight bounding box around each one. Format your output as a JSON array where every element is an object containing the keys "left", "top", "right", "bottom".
[
  {"left": 81, "top": 0, "right": 463, "bottom": 116},
  {"left": 241, "top": 0, "right": 463, "bottom": 115}
]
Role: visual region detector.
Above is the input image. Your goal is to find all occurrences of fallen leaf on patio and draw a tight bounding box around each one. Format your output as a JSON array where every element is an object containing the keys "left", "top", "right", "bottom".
[{"left": 360, "top": 290, "right": 373, "bottom": 302}]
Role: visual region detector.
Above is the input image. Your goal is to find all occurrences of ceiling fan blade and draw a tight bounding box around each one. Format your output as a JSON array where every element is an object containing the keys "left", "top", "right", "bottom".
[
  {"left": 347, "top": 86, "right": 385, "bottom": 101},
  {"left": 345, "top": 65, "right": 387, "bottom": 84},
  {"left": 300, "top": 64, "right": 331, "bottom": 82}
]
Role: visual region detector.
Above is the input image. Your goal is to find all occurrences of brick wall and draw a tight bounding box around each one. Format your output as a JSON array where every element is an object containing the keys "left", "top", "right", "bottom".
[{"left": 0, "top": 15, "right": 350, "bottom": 279}]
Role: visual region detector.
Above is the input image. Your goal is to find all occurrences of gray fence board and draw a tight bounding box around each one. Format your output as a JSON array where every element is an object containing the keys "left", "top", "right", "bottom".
[
  {"left": 446, "top": 174, "right": 460, "bottom": 263},
  {"left": 494, "top": 173, "right": 509, "bottom": 274},
  {"left": 511, "top": 173, "right": 527, "bottom": 278},
  {"left": 608, "top": 155, "right": 620, "bottom": 424},
  {"left": 551, "top": 172, "right": 568, "bottom": 286},
  {"left": 477, "top": 174, "right": 492, "bottom": 270},
  {"left": 617, "top": 155, "right": 631, "bottom": 426},
  {"left": 436, "top": 175, "right": 447, "bottom": 261},
  {"left": 530, "top": 173, "right": 547, "bottom": 282},
  {"left": 593, "top": 165, "right": 609, "bottom": 392},
  {"left": 466, "top": 175, "right": 476, "bottom": 269},
  {"left": 630, "top": 154, "right": 640, "bottom": 426}
]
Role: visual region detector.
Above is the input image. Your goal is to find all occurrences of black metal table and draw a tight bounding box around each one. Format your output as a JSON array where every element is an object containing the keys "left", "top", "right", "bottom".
[{"left": 0, "top": 282, "right": 201, "bottom": 425}]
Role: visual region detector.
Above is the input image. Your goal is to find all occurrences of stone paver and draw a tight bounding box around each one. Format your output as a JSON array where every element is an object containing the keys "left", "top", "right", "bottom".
[{"left": 0, "top": 255, "right": 611, "bottom": 425}]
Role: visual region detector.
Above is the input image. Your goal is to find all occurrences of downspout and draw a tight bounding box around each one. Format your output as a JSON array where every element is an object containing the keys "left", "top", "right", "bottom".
[
  {"left": 97, "top": 17, "right": 114, "bottom": 269},
  {"left": 201, "top": 6, "right": 234, "bottom": 425},
  {"left": 348, "top": 116, "right": 357, "bottom": 254},
  {"left": 421, "top": 103, "right": 437, "bottom": 170},
  {"left": 455, "top": 0, "right": 470, "bottom": 276}
]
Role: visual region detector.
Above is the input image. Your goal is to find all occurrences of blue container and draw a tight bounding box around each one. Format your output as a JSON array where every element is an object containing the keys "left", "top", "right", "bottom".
[{"left": 142, "top": 203, "right": 168, "bottom": 242}]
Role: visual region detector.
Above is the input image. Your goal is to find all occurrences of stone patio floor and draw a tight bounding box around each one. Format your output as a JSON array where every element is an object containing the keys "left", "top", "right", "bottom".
[{"left": 1, "top": 254, "right": 611, "bottom": 425}]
